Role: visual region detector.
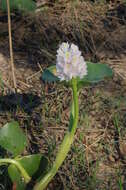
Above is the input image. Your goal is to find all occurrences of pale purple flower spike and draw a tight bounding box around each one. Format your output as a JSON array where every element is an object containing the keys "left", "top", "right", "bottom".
[{"left": 56, "top": 42, "right": 87, "bottom": 81}]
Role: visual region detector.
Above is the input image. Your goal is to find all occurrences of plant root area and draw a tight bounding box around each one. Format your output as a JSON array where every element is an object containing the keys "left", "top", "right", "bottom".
[{"left": 0, "top": 1, "right": 126, "bottom": 189}]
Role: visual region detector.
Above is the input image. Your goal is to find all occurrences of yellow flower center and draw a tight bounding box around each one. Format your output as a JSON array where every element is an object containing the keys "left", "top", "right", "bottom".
[
  {"left": 66, "top": 52, "right": 70, "bottom": 60},
  {"left": 73, "top": 56, "right": 77, "bottom": 63}
]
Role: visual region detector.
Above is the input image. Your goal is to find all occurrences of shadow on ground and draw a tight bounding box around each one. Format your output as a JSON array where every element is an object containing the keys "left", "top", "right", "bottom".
[{"left": 0, "top": 93, "right": 41, "bottom": 114}]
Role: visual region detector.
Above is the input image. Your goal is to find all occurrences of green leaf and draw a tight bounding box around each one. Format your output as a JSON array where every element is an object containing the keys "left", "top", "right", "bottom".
[
  {"left": 8, "top": 154, "right": 48, "bottom": 190},
  {"left": 0, "top": 0, "right": 36, "bottom": 12},
  {"left": 42, "top": 65, "right": 59, "bottom": 83},
  {"left": 17, "top": 154, "right": 47, "bottom": 177},
  {"left": 42, "top": 62, "right": 113, "bottom": 87},
  {"left": 82, "top": 62, "right": 113, "bottom": 82},
  {"left": 0, "top": 121, "right": 27, "bottom": 156},
  {"left": 77, "top": 61, "right": 113, "bottom": 88}
]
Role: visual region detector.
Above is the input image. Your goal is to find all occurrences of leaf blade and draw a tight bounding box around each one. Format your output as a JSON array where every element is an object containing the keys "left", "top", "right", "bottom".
[
  {"left": 0, "top": 121, "right": 27, "bottom": 156},
  {"left": 0, "top": 0, "right": 36, "bottom": 12}
]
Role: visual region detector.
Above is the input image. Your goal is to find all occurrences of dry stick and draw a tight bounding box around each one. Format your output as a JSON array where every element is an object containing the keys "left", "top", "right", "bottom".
[{"left": 6, "top": 0, "right": 17, "bottom": 92}]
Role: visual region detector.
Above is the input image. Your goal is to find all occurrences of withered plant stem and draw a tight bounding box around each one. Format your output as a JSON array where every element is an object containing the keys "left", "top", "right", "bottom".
[{"left": 6, "top": 0, "right": 17, "bottom": 92}]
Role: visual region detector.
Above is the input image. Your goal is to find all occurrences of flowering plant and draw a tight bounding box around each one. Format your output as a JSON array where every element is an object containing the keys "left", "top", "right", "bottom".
[
  {"left": 34, "top": 42, "right": 113, "bottom": 190},
  {"left": 0, "top": 42, "right": 113, "bottom": 190}
]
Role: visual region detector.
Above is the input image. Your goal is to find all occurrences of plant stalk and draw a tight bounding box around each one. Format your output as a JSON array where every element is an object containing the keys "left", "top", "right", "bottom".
[
  {"left": 34, "top": 78, "right": 79, "bottom": 190},
  {"left": 6, "top": 0, "right": 17, "bottom": 92},
  {"left": 0, "top": 158, "right": 31, "bottom": 183}
]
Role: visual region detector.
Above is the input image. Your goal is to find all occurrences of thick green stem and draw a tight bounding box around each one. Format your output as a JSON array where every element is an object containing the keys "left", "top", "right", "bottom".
[
  {"left": 0, "top": 158, "right": 31, "bottom": 183},
  {"left": 34, "top": 78, "right": 79, "bottom": 190}
]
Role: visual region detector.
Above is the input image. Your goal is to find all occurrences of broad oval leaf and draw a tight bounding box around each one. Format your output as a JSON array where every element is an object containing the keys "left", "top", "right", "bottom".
[
  {"left": 8, "top": 154, "right": 48, "bottom": 190},
  {"left": 77, "top": 61, "right": 113, "bottom": 88},
  {"left": 42, "top": 62, "right": 113, "bottom": 87},
  {"left": 0, "top": 0, "right": 36, "bottom": 12},
  {"left": 42, "top": 65, "right": 59, "bottom": 83},
  {"left": 0, "top": 121, "right": 27, "bottom": 156}
]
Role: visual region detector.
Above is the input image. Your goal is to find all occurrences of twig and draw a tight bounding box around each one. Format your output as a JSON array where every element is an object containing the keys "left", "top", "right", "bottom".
[
  {"left": 6, "top": 0, "right": 17, "bottom": 92},
  {"left": 2, "top": 80, "right": 15, "bottom": 93},
  {"left": 26, "top": 70, "right": 42, "bottom": 81}
]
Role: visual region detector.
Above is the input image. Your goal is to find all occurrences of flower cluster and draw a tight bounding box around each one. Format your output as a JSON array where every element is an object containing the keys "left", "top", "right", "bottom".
[{"left": 56, "top": 42, "right": 87, "bottom": 81}]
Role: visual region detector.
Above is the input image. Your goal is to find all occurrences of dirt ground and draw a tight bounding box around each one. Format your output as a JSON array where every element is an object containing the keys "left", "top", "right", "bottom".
[{"left": 0, "top": 1, "right": 126, "bottom": 189}]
